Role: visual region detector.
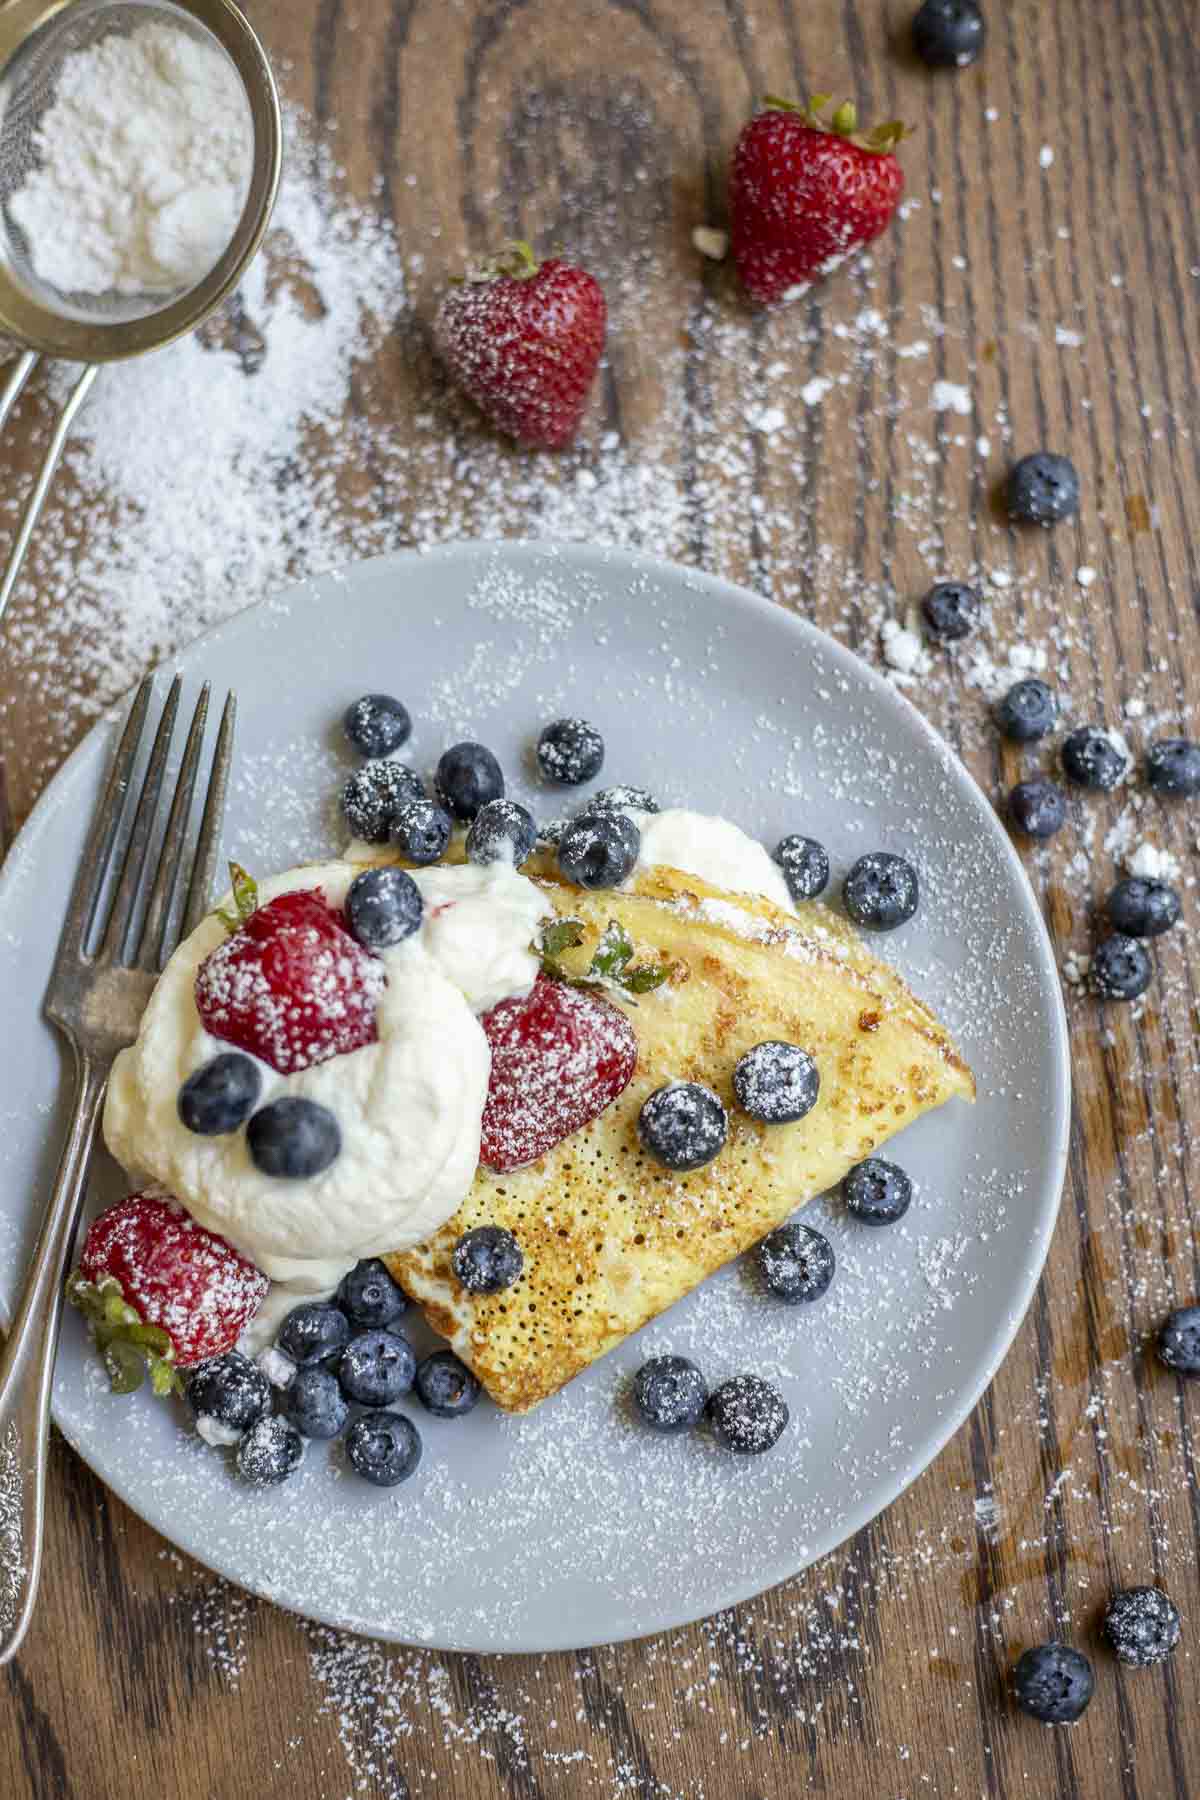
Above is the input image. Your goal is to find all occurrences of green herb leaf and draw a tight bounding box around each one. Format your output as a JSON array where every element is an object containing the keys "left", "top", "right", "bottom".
[
  {"left": 589, "top": 921, "right": 634, "bottom": 980},
  {"left": 104, "top": 1341, "right": 146, "bottom": 1395},
  {"left": 541, "top": 917, "right": 586, "bottom": 958},
  {"left": 620, "top": 961, "right": 672, "bottom": 994}
]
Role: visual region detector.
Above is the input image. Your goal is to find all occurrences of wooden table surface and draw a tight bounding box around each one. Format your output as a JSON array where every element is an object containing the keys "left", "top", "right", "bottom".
[{"left": 4, "top": 1, "right": 1200, "bottom": 1795}]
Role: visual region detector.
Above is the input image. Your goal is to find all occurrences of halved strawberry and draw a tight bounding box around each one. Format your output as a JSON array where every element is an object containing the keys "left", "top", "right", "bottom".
[
  {"left": 195, "top": 889, "right": 385, "bottom": 1076},
  {"left": 479, "top": 974, "right": 637, "bottom": 1172},
  {"left": 69, "top": 1191, "right": 268, "bottom": 1391}
]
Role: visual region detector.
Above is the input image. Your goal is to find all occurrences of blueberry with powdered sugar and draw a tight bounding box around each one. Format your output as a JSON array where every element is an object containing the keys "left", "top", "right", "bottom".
[
  {"left": 1012, "top": 1643, "right": 1093, "bottom": 1724},
  {"left": 558, "top": 809, "right": 640, "bottom": 889},
  {"left": 843, "top": 852, "right": 919, "bottom": 931},
  {"left": 466, "top": 797, "right": 537, "bottom": 867},
  {"left": 1008, "top": 778, "right": 1067, "bottom": 840},
  {"left": 1145, "top": 736, "right": 1200, "bottom": 798},
  {"left": 922, "top": 580, "right": 980, "bottom": 642},
  {"left": 337, "top": 1258, "right": 408, "bottom": 1330},
  {"left": 338, "top": 1327, "right": 416, "bottom": 1406},
  {"left": 345, "top": 866, "right": 423, "bottom": 949},
  {"left": 537, "top": 717, "right": 605, "bottom": 786},
  {"left": 1007, "top": 452, "right": 1080, "bottom": 525},
  {"left": 756, "top": 1222, "right": 835, "bottom": 1304},
  {"left": 1061, "top": 726, "right": 1127, "bottom": 792},
  {"left": 277, "top": 1300, "right": 351, "bottom": 1367},
  {"left": 773, "top": 834, "right": 829, "bottom": 902},
  {"left": 452, "top": 1225, "right": 524, "bottom": 1294},
  {"left": 1157, "top": 1304, "right": 1200, "bottom": 1376},
  {"left": 733, "top": 1041, "right": 820, "bottom": 1124},
  {"left": 237, "top": 1414, "right": 304, "bottom": 1487},
  {"left": 415, "top": 1349, "right": 481, "bottom": 1419},
  {"left": 186, "top": 1350, "right": 270, "bottom": 1442},
  {"left": 708, "top": 1374, "right": 789, "bottom": 1454},
  {"left": 995, "top": 678, "right": 1058, "bottom": 743},
  {"left": 1090, "top": 934, "right": 1151, "bottom": 1002},
  {"left": 435, "top": 741, "right": 504, "bottom": 821},
  {"left": 343, "top": 692, "right": 411, "bottom": 759},
  {"left": 1103, "top": 1586, "right": 1181, "bottom": 1667},
  {"left": 346, "top": 1410, "right": 422, "bottom": 1486},
  {"left": 1106, "top": 877, "right": 1180, "bottom": 939},
  {"left": 283, "top": 1364, "right": 349, "bottom": 1439},
  {"left": 632, "top": 1355, "right": 708, "bottom": 1433},
  {"left": 844, "top": 1157, "right": 912, "bottom": 1226},
  {"left": 638, "top": 1081, "right": 728, "bottom": 1171},
  {"left": 390, "top": 796, "right": 453, "bottom": 865},
  {"left": 341, "top": 759, "right": 425, "bottom": 844},
  {"left": 587, "top": 784, "right": 659, "bottom": 816}
]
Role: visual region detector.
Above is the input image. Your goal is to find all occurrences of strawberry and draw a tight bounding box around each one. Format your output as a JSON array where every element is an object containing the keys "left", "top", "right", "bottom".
[
  {"left": 68, "top": 1191, "right": 268, "bottom": 1390},
  {"left": 434, "top": 242, "right": 607, "bottom": 450},
  {"left": 479, "top": 973, "right": 637, "bottom": 1172},
  {"left": 195, "top": 888, "right": 386, "bottom": 1076},
  {"left": 729, "top": 96, "right": 907, "bottom": 307}
]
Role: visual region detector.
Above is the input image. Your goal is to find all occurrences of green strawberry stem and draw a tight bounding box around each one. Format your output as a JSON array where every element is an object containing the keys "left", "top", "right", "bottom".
[
  {"left": 762, "top": 92, "right": 908, "bottom": 155},
  {"left": 462, "top": 240, "right": 542, "bottom": 285},
  {"left": 216, "top": 859, "right": 258, "bottom": 934},
  {"left": 66, "top": 1271, "right": 182, "bottom": 1397}
]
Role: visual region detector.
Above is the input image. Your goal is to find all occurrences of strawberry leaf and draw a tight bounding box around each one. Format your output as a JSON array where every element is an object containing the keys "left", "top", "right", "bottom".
[
  {"left": 217, "top": 861, "right": 258, "bottom": 933},
  {"left": 621, "top": 961, "right": 671, "bottom": 994},
  {"left": 67, "top": 1270, "right": 183, "bottom": 1398},
  {"left": 589, "top": 920, "right": 634, "bottom": 980}
]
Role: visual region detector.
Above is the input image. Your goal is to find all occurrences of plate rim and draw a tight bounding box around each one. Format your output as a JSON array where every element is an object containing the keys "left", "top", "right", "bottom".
[{"left": 0, "top": 537, "right": 1071, "bottom": 1651}]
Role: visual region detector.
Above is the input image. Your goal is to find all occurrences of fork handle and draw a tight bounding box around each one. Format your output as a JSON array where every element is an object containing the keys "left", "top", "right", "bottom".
[{"left": 0, "top": 1047, "right": 108, "bottom": 1667}]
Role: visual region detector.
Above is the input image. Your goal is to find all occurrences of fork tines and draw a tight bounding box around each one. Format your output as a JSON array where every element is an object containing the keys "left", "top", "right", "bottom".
[{"left": 62, "top": 676, "right": 237, "bottom": 975}]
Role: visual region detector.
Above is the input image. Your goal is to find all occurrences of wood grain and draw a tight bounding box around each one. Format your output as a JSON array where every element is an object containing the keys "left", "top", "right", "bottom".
[{"left": 3, "top": 0, "right": 1200, "bottom": 1794}]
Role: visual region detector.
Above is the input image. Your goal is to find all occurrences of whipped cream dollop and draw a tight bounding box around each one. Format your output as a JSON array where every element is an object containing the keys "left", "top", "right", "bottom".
[
  {"left": 632, "top": 808, "right": 795, "bottom": 913},
  {"left": 104, "top": 859, "right": 549, "bottom": 1292}
]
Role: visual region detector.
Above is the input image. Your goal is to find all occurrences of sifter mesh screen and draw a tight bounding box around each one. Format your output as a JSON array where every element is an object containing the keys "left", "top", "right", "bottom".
[{"left": 0, "top": 0, "right": 252, "bottom": 328}]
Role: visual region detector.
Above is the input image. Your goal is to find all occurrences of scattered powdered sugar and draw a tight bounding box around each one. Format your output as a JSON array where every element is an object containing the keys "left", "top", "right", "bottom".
[
  {"left": 930, "top": 379, "right": 971, "bottom": 415},
  {"left": 880, "top": 617, "right": 933, "bottom": 685},
  {"left": 1125, "top": 841, "right": 1183, "bottom": 883}
]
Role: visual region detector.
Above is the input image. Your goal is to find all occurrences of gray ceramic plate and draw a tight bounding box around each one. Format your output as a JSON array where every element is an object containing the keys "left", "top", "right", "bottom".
[{"left": 0, "top": 541, "right": 1069, "bottom": 1652}]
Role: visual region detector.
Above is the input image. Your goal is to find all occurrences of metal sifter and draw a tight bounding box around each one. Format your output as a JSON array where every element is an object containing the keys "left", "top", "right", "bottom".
[{"left": 0, "top": 0, "right": 282, "bottom": 621}]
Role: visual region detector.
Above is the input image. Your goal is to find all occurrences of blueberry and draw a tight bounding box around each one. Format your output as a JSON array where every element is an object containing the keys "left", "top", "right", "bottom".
[
  {"left": 343, "top": 693, "right": 411, "bottom": 759},
  {"left": 773, "top": 834, "right": 830, "bottom": 902},
  {"left": 1012, "top": 1643, "right": 1094, "bottom": 1724},
  {"left": 843, "top": 852, "right": 919, "bottom": 931},
  {"left": 336, "top": 1258, "right": 408, "bottom": 1330},
  {"left": 708, "top": 1374, "right": 789, "bottom": 1454},
  {"left": 1146, "top": 737, "right": 1200, "bottom": 798},
  {"left": 452, "top": 1226, "right": 524, "bottom": 1294},
  {"left": 277, "top": 1301, "right": 351, "bottom": 1368},
  {"left": 345, "top": 866, "right": 423, "bottom": 949},
  {"left": 1007, "top": 453, "right": 1081, "bottom": 525},
  {"left": 1061, "top": 727, "right": 1127, "bottom": 792},
  {"left": 1157, "top": 1304, "right": 1200, "bottom": 1376},
  {"left": 631, "top": 1355, "right": 708, "bottom": 1433},
  {"left": 733, "top": 1041, "right": 820, "bottom": 1124},
  {"left": 537, "top": 816, "right": 569, "bottom": 847},
  {"left": 186, "top": 1350, "right": 270, "bottom": 1433},
  {"left": 283, "top": 1364, "right": 350, "bottom": 1439},
  {"left": 415, "top": 1349, "right": 482, "bottom": 1419},
  {"left": 996, "top": 678, "right": 1059, "bottom": 743},
  {"left": 345, "top": 1410, "right": 422, "bottom": 1486},
  {"left": 338, "top": 1327, "right": 417, "bottom": 1406},
  {"left": 558, "top": 810, "right": 640, "bottom": 889},
  {"left": 435, "top": 742, "right": 504, "bottom": 821},
  {"left": 390, "top": 797, "right": 453, "bottom": 865},
  {"left": 247, "top": 1097, "right": 341, "bottom": 1179},
  {"left": 341, "top": 760, "right": 425, "bottom": 844},
  {"left": 1103, "top": 1587, "right": 1181, "bottom": 1667},
  {"left": 1106, "top": 877, "right": 1180, "bottom": 939},
  {"left": 465, "top": 798, "right": 537, "bottom": 867},
  {"left": 843, "top": 1157, "right": 912, "bottom": 1226},
  {"left": 1091, "top": 933, "right": 1152, "bottom": 1001},
  {"left": 912, "top": 0, "right": 985, "bottom": 68},
  {"left": 537, "top": 717, "right": 605, "bottom": 786},
  {"left": 756, "top": 1223, "right": 835, "bottom": 1304},
  {"left": 587, "top": 784, "right": 660, "bottom": 816},
  {"left": 236, "top": 1414, "right": 304, "bottom": 1487},
  {"left": 1008, "top": 778, "right": 1067, "bottom": 840},
  {"left": 638, "top": 1082, "right": 728, "bottom": 1171},
  {"left": 922, "top": 580, "right": 981, "bottom": 641},
  {"left": 177, "top": 1052, "right": 261, "bottom": 1136}
]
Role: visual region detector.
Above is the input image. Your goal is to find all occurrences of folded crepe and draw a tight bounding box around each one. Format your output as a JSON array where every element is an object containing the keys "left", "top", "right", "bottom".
[{"left": 386, "top": 856, "right": 974, "bottom": 1413}]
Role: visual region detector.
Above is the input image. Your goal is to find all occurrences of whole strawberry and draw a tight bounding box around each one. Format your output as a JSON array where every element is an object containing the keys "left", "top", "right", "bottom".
[
  {"left": 434, "top": 242, "right": 607, "bottom": 449},
  {"left": 68, "top": 1190, "right": 268, "bottom": 1392},
  {"left": 729, "top": 96, "right": 907, "bottom": 307}
]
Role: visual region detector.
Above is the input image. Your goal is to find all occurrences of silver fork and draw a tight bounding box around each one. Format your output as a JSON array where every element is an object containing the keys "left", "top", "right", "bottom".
[{"left": 0, "top": 673, "right": 236, "bottom": 1666}]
